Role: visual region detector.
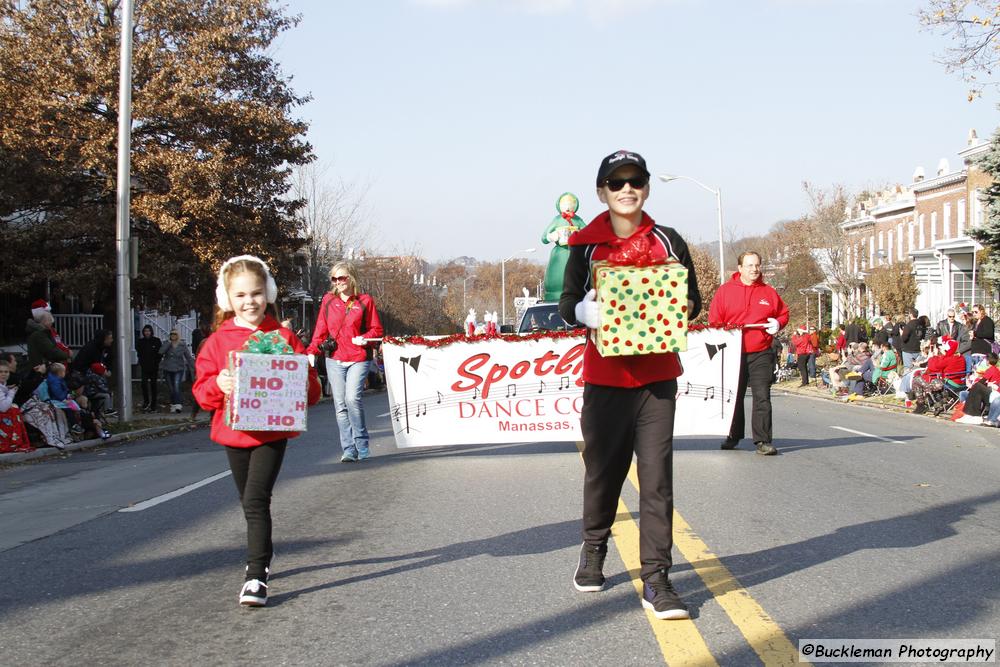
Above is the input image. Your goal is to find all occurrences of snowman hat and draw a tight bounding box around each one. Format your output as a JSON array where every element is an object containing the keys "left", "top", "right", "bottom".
[{"left": 215, "top": 255, "right": 278, "bottom": 312}]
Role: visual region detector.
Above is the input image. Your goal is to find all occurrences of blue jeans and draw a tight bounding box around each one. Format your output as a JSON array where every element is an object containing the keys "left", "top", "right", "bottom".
[
  {"left": 331, "top": 360, "right": 370, "bottom": 456},
  {"left": 164, "top": 370, "right": 184, "bottom": 404},
  {"left": 902, "top": 351, "right": 918, "bottom": 370},
  {"left": 807, "top": 353, "right": 816, "bottom": 379}
]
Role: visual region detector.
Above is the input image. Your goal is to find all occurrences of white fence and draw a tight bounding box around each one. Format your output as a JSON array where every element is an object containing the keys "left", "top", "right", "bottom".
[
  {"left": 137, "top": 310, "right": 196, "bottom": 346},
  {"left": 53, "top": 314, "right": 105, "bottom": 349},
  {"left": 46, "top": 311, "right": 196, "bottom": 349}
]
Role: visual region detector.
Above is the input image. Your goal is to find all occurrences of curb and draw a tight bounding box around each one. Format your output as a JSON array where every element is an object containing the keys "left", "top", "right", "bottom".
[
  {"left": 0, "top": 394, "right": 344, "bottom": 466},
  {"left": 0, "top": 418, "right": 211, "bottom": 464}
]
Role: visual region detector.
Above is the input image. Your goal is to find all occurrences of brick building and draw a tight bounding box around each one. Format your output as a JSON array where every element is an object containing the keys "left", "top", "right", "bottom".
[{"left": 834, "top": 129, "right": 993, "bottom": 325}]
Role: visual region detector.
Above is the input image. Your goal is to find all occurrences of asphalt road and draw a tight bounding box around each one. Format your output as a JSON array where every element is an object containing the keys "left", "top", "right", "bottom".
[{"left": 1, "top": 390, "right": 998, "bottom": 666}]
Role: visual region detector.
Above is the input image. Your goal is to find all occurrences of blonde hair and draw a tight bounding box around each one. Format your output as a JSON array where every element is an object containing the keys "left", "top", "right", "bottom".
[
  {"left": 50, "top": 362, "right": 65, "bottom": 374},
  {"left": 213, "top": 259, "right": 277, "bottom": 331},
  {"left": 329, "top": 261, "right": 360, "bottom": 296}
]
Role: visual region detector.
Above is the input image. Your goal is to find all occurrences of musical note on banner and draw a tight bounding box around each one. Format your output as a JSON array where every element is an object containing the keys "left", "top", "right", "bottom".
[
  {"left": 473, "top": 387, "right": 479, "bottom": 400},
  {"left": 391, "top": 404, "right": 401, "bottom": 421},
  {"left": 704, "top": 387, "right": 715, "bottom": 401},
  {"left": 506, "top": 384, "right": 517, "bottom": 398},
  {"left": 416, "top": 403, "right": 427, "bottom": 417},
  {"left": 436, "top": 391, "right": 443, "bottom": 405},
  {"left": 538, "top": 380, "right": 546, "bottom": 394},
  {"left": 684, "top": 382, "right": 692, "bottom": 395},
  {"left": 559, "top": 376, "right": 571, "bottom": 390}
]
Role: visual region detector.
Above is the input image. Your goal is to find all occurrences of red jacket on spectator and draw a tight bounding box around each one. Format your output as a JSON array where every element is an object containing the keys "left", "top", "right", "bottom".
[
  {"left": 922, "top": 353, "right": 966, "bottom": 382},
  {"left": 791, "top": 331, "right": 816, "bottom": 355}
]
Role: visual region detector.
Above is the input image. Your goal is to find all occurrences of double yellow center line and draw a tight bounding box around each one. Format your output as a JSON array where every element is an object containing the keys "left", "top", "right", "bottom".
[{"left": 584, "top": 447, "right": 807, "bottom": 666}]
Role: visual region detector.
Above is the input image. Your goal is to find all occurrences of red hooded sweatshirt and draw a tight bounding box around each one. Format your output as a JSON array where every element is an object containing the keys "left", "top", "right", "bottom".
[
  {"left": 307, "top": 292, "right": 384, "bottom": 362},
  {"left": 193, "top": 315, "right": 321, "bottom": 448},
  {"left": 558, "top": 211, "right": 702, "bottom": 388},
  {"left": 708, "top": 271, "right": 790, "bottom": 354}
]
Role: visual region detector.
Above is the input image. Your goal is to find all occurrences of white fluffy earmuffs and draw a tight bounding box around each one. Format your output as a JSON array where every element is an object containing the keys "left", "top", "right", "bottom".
[{"left": 215, "top": 255, "right": 278, "bottom": 312}]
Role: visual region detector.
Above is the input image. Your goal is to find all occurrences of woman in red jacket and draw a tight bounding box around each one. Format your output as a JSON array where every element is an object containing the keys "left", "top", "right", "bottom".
[
  {"left": 790, "top": 325, "right": 816, "bottom": 387},
  {"left": 307, "top": 261, "right": 383, "bottom": 463},
  {"left": 193, "top": 255, "right": 321, "bottom": 607}
]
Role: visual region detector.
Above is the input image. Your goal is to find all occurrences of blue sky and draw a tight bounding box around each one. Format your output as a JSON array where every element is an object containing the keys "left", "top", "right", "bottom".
[{"left": 273, "top": 0, "right": 999, "bottom": 262}]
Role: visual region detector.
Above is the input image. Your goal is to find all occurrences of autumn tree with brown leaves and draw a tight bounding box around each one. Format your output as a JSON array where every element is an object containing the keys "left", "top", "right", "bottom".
[
  {"left": 866, "top": 261, "right": 920, "bottom": 318},
  {"left": 0, "top": 0, "right": 312, "bottom": 316}
]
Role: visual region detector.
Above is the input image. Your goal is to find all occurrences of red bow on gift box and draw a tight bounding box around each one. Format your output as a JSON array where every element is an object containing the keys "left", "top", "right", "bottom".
[{"left": 606, "top": 224, "right": 658, "bottom": 266}]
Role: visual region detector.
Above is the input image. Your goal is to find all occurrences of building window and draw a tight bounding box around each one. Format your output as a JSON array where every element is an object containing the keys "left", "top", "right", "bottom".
[
  {"left": 931, "top": 212, "right": 937, "bottom": 242},
  {"left": 974, "top": 189, "right": 984, "bottom": 227},
  {"left": 958, "top": 199, "right": 966, "bottom": 234},
  {"left": 953, "top": 269, "right": 989, "bottom": 306},
  {"left": 897, "top": 223, "right": 903, "bottom": 259},
  {"left": 944, "top": 202, "right": 952, "bottom": 239},
  {"left": 908, "top": 222, "right": 915, "bottom": 252},
  {"left": 919, "top": 213, "right": 926, "bottom": 248},
  {"left": 869, "top": 236, "right": 874, "bottom": 268}
]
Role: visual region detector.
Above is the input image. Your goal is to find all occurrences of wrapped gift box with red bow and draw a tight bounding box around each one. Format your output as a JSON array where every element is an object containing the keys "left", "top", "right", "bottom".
[
  {"left": 591, "top": 261, "right": 689, "bottom": 357},
  {"left": 226, "top": 330, "right": 310, "bottom": 431}
]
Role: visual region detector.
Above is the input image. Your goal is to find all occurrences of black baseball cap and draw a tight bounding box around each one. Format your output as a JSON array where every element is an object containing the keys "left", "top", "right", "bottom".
[{"left": 596, "top": 150, "right": 650, "bottom": 186}]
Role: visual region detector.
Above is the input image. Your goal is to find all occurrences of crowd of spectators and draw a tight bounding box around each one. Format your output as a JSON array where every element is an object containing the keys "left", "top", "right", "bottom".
[{"left": 778, "top": 303, "right": 1000, "bottom": 427}]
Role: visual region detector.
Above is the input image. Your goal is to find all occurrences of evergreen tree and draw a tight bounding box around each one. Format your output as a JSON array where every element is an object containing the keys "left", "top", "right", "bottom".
[{"left": 969, "top": 126, "right": 1000, "bottom": 288}]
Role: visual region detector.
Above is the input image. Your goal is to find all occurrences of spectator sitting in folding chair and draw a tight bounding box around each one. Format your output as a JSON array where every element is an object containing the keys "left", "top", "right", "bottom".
[
  {"left": 867, "top": 341, "right": 899, "bottom": 395},
  {"left": 911, "top": 336, "right": 966, "bottom": 415}
]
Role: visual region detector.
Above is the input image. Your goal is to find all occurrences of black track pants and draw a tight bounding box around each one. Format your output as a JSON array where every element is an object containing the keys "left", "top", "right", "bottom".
[
  {"left": 580, "top": 380, "right": 676, "bottom": 580},
  {"left": 225, "top": 439, "right": 287, "bottom": 580}
]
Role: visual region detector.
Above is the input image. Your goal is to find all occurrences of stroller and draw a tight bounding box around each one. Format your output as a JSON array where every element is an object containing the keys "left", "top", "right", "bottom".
[{"left": 923, "top": 371, "right": 968, "bottom": 416}]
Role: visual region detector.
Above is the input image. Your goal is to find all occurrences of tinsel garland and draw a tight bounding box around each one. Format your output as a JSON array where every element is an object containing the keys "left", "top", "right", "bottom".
[{"left": 382, "top": 323, "right": 747, "bottom": 349}]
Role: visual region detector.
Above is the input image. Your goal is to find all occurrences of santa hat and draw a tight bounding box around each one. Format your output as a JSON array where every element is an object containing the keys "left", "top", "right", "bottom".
[
  {"left": 31, "top": 299, "right": 51, "bottom": 321},
  {"left": 90, "top": 362, "right": 107, "bottom": 375},
  {"left": 796, "top": 324, "right": 807, "bottom": 333},
  {"left": 938, "top": 336, "right": 958, "bottom": 356}
]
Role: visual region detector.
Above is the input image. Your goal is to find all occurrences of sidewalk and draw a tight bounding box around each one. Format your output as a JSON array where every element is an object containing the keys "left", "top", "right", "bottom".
[
  {"left": 0, "top": 392, "right": 343, "bottom": 465},
  {"left": 777, "top": 377, "right": 912, "bottom": 413},
  {"left": 0, "top": 409, "right": 212, "bottom": 465}
]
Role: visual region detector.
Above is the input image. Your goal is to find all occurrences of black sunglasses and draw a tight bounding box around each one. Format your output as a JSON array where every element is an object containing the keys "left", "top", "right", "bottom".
[
  {"left": 331, "top": 276, "right": 350, "bottom": 283},
  {"left": 603, "top": 176, "right": 649, "bottom": 192}
]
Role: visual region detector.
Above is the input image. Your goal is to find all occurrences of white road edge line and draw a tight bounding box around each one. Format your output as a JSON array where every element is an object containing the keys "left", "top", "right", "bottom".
[
  {"left": 377, "top": 411, "right": 389, "bottom": 417},
  {"left": 118, "top": 470, "right": 232, "bottom": 512},
  {"left": 830, "top": 425, "right": 906, "bottom": 445}
]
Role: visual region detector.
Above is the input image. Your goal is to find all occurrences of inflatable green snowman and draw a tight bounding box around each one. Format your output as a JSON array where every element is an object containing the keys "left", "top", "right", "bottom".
[{"left": 541, "top": 192, "right": 585, "bottom": 302}]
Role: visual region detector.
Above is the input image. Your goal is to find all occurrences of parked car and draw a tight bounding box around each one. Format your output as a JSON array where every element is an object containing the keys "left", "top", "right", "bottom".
[{"left": 516, "top": 302, "right": 579, "bottom": 334}]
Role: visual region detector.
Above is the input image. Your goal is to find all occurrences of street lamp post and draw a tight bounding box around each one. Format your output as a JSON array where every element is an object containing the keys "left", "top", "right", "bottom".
[
  {"left": 114, "top": 0, "right": 136, "bottom": 423},
  {"left": 501, "top": 248, "right": 536, "bottom": 325},
  {"left": 463, "top": 275, "right": 477, "bottom": 312},
  {"left": 658, "top": 174, "right": 725, "bottom": 286}
]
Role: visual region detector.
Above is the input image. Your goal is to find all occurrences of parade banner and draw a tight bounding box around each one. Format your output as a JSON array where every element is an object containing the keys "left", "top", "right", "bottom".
[{"left": 383, "top": 328, "right": 742, "bottom": 447}]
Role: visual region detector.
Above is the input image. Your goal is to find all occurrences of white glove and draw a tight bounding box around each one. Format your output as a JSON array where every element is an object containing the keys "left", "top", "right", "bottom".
[
  {"left": 574, "top": 289, "right": 600, "bottom": 329},
  {"left": 307, "top": 353, "right": 316, "bottom": 367},
  {"left": 764, "top": 317, "right": 779, "bottom": 335},
  {"left": 546, "top": 230, "right": 560, "bottom": 243},
  {"left": 352, "top": 335, "right": 366, "bottom": 346}
]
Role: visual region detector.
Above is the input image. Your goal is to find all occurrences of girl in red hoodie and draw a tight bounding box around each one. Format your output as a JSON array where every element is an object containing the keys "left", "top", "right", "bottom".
[{"left": 193, "top": 255, "right": 320, "bottom": 607}]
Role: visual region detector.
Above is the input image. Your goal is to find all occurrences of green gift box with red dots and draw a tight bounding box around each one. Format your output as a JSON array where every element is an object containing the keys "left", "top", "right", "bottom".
[{"left": 592, "top": 261, "right": 689, "bottom": 357}]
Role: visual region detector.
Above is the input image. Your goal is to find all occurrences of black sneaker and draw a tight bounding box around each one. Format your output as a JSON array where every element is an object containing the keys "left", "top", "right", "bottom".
[
  {"left": 755, "top": 442, "right": 778, "bottom": 456},
  {"left": 239, "top": 579, "right": 267, "bottom": 607},
  {"left": 720, "top": 438, "right": 739, "bottom": 450},
  {"left": 642, "top": 569, "right": 689, "bottom": 620},
  {"left": 573, "top": 543, "right": 607, "bottom": 592}
]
